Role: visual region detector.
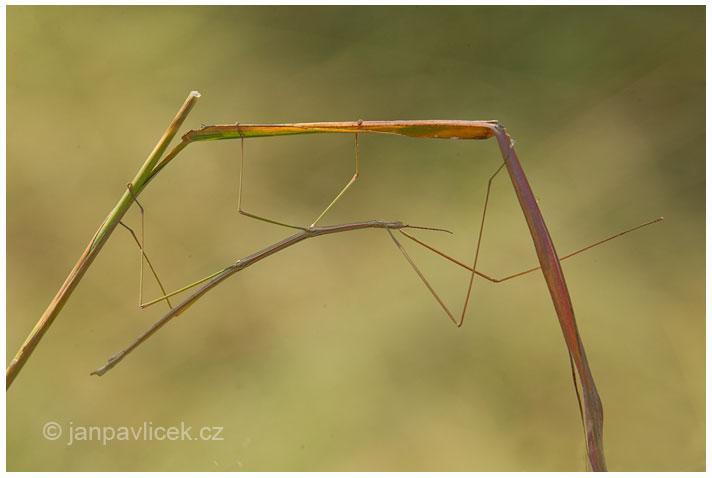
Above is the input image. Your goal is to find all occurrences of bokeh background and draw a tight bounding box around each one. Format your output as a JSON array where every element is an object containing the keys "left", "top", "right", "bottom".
[{"left": 7, "top": 6, "right": 704, "bottom": 471}]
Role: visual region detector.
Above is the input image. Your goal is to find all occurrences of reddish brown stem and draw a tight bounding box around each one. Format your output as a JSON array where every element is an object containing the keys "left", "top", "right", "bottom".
[{"left": 491, "top": 124, "right": 606, "bottom": 471}]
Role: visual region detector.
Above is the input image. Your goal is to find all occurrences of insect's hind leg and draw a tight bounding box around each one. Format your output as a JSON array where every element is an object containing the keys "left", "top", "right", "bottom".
[
  {"left": 400, "top": 216, "right": 664, "bottom": 284},
  {"left": 385, "top": 162, "right": 505, "bottom": 327},
  {"left": 456, "top": 162, "right": 505, "bottom": 326},
  {"left": 119, "top": 183, "right": 173, "bottom": 310},
  {"left": 386, "top": 227, "right": 459, "bottom": 326},
  {"left": 237, "top": 137, "right": 306, "bottom": 231}
]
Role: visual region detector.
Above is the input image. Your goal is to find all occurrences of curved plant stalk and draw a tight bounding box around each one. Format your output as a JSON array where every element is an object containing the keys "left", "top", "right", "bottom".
[
  {"left": 6, "top": 91, "right": 201, "bottom": 389},
  {"left": 491, "top": 125, "right": 606, "bottom": 471}
]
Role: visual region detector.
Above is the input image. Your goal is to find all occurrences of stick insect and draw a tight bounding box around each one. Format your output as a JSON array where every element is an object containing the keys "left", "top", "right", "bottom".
[
  {"left": 94, "top": 120, "right": 660, "bottom": 472},
  {"left": 7, "top": 93, "right": 662, "bottom": 470},
  {"left": 113, "top": 134, "right": 660, "bottom": 326}
]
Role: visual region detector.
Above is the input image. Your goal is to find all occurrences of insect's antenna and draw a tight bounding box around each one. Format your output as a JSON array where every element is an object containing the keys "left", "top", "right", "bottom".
[
  {"left": 309, "top": 126, "right": 361, "bottom": 227},
  {"left": 119, "top": 183, "right": 173, "bottom": 310},
  {"left": 386, "top": 228, "right": 458, "bottom": 326},
  {"left": 457, "top": 162, "right": 506, "bottom": 327},
  {"left": 405, "top": 224, "right": 454, "bottom": 234},
  {"left": 399, "top": 229, "right": 474, "bottom": 273},
  {"left": 236, "top": 127, "right": 305, "bottom": 231}
]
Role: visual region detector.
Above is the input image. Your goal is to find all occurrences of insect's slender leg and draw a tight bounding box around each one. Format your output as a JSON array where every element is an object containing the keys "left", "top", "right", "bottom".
[
  {"left": 119, "top": 183, "right": 173, "bottom": 310},
  {"left": 119, "top": 219, "right": 230, "bottom": 309},
  {"left": 393, "top": 159, "right": 663, "bottom": 327},
  {"left": 129, "top": 134, "right": 309, "bottom": 309},
  {"left": 386, "top": 228, "right": 458, "bottom": 326},
  {"left": 387, "top": 162, "right": 504, "bottom": 327},
  {"left": 456, "top": 162, "right": 505, "bottom": 327},
  {"left": 119, "top": 217, "right": 235, "bottom": 309},
  {"left": 125, "top": 135, "right": 320, "bottom": 311},
  {"left": 401, "top": 217, "right": 664, "bottom": 283},
  {"left": 237, "top": 136, "right": 306, "bottom": 231},
  {"left": 138, "top": 267, "right": 231, "bottom": 309},
  {"left": 309, "top": 131, "right": 360, "bottom": 228}
]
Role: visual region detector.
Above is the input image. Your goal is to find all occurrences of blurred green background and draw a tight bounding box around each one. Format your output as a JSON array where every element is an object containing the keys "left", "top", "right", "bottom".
[{"left": 7, "top": 6, "right": 704, "bottom": 471}]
